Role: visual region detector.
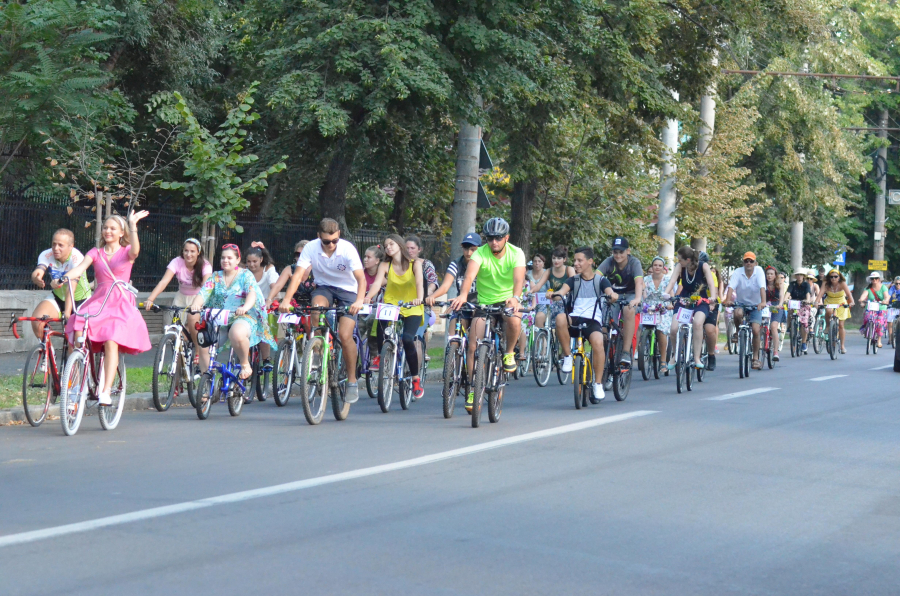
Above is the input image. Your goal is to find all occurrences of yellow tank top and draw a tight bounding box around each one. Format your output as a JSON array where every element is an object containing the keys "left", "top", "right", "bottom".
[
  {"left": 383, "top": 261, "right": 423, "bottom": 317},
  {"left": 824, "top": 289, "right": 845, "bottom": 304}
]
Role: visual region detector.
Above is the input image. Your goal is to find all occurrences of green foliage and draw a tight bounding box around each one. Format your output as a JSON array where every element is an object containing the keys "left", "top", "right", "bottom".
[{"left": 155, "top": 82, "right": 286, "bottom": 232}]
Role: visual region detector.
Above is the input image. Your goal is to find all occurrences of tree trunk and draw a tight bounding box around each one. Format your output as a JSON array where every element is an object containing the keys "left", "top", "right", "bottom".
[
  {"left": 259, "top": 172, "right": 280, "bottom": 218},
  {"left": 389, "top": 182, "right": 407, "bottom": 233},
  {"left": 509, "top": 178, "right": 538, "bottom": 255},
  {"left": 95, "top": 189, "right": 103, "bottom": 247},
  {"left": 450, "top": 111, "right": 482, "bottom": 262},
  {"left": 317, "top": 138, "right": 356, "bottom": 236},
  {"left": 657, "top": 91, "right": 679, "bottom": 264}
]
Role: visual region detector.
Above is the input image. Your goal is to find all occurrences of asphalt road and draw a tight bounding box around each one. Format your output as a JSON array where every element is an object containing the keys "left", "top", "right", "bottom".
[{"left": 2, "top": 335, "right": 899, "bottom": 596}]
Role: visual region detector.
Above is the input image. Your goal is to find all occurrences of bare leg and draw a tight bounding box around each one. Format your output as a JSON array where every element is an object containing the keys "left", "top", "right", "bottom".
[
  {"left": 751, "top": 322, "right": 761, "bottom": 360},
  {"left": 770, "top": 320, "right": 780, "bottom": 354},
  {"left": 503, "top": 314, "right": 522, "bottom": 357},
  {"left": 535, "top": 311, "right": 546, "bottom": 328},
  {"left": 555, "top": 313, "right": 572, "bottom": 356},
  {"left": 102, "top": 341, "right": 119, "bottom": 394},
  {"left": 838, "top": 319, "right": 846, "bottom": 350},
  {"left": 655, "top": 328, "right": 668, "bottom": 364},
  {"left": 466, "top": 317, "right": 487, "bottom": 383},
  {"left": 622, "top": 305, "right": 636, "bottom": 361},
  {"left": 589, "top": 332, "right": 605, "bottom": 378},
  {"left": 691, "top": 312, "right": 706, "bottom": 366},
  {"left": 31, "top": 300, "right": 59, "bottom": 339},
  {"left": 339, "top": 315, "right": 358, "bottom": 383},
  {"left": 229, "top": 321, "right": 253, "bottom": 379}
]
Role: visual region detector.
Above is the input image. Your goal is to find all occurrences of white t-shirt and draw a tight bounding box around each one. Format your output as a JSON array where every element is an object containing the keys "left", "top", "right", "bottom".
[
  {"left": 254, "top": 266, "right": 279, "bottom": 299},
  {"left": 296, "top": 238, "right": 363, "bottom": 294},
  {"left": 727, "top": 266, "right": 766, "bottom": 305},
  {"left": 37, "top": 248, "right": 91, "bottom": 301}
]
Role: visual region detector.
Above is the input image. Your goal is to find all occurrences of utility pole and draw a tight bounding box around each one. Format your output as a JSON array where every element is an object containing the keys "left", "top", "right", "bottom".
[
  {"left": 691, "top": 58, "right": 716, "bottom": 255},
  {"left": 790, "top": 222, "right": 804, "bottom": 271},
  {"left": 657, "top": 92, "right": 679, "bottom": 264},
  {"left": 450, "top": 117, "right": 482, "bottom": 263},
  {"left": 875, "top": 108, "right": 888, "bottom": 270}
]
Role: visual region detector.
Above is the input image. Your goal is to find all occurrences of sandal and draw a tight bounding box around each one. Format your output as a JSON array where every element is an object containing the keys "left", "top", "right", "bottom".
[{"left": 751, "top": 360, "right": 762, "bottom": 370}]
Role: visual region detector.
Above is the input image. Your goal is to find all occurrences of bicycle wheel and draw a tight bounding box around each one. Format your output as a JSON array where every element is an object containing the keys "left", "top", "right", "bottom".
[
  {"left": 652, "top": 335, "right": 661, "bottom": 380},
  {"left": 725, "top": 317, "right": 736, "bottom": 354},
  {"left": 273, "top": 338, "right": 295, "bottom": 407},
  {"left": 573, "top": 354, "right": 584, "bottom": 409},
  {"left": 299, "top": 335, "right": 328, "bottom": 425},
  {"left": 399, "top": 358, "right": 412, "bottom": 410},
  {"left": 638, "top": 327, "right": 651, "bottom": 381},
  {"left": 246, "top": 348, "right": 259, "bottom": 404},
  {"left": 554, "top": 336, "right": 569, "bottom": 385},
  {"left": 256, "top": 352, "right": 271, "bottom": 402},
  {"left": 532, "top": 329, "right": 551, "bottom": 387},
  {"left": 183, "top": 342, "right": 196, "bottom": 407},
  {"left": 442, "top": 340, "right": 462, "bottom": 419},
  {"left": 195, "top": 372, "right": 217, "bottom": 420},
  {"left": 152, "top": 333, "right": 178, "bottom": 412},
  {"left": 471, "top": 344, "right": 491, "bottom": 428},
  {"left": 377, "top": 341, "right": 396, "bottom": 413},
  {"left": 813, "top": 318, "right": 825, "bottom": 354},
  {"left": 487, "top": 361, "right": 504, "bottom": 424},
  {"left": 696, "top": 340, "right": 707, "bottom": 383},
  {"left": 614, "top": 336, "right": 631, "bottom": 401},
  {"left": 675, "top": 330, "right": 685, "bottom": 393},
  {"left": 738, "top": 328, "right": 747, "bottom": 379},
  {"left": 789, "top": 319, "right": 796, "bottom": 358},
  {"left": 98, "top": 356, "right": 127, "bottom": 430},
  {"left": 330, "top": 348, "right": 350, "bottom": 421},
  {"left": 829, "top": 322, "right": 839, "bottom": 360},
  {"left": 683, "top": 332, "right": 693, "bottom": 392},
  {"left": 59, "top": 350, "right": 88, "bottom": 436},
  {"left": 228, "top": 367, "right": 248, "bottom": 417},
  {"left": 22, "top": 346, "right": 51, "bottom": 427}
]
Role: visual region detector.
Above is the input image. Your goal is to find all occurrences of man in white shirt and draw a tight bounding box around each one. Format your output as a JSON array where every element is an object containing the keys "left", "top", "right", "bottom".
[
  {"left": 724, "top": 251, "right": 767, "bottom": 370},
  {"left": 280, "top": 218, "right": 366, "bottom": 403}
]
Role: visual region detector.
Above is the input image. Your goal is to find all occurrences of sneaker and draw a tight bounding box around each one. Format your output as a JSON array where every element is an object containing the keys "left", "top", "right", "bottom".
[
  {"left": 561, "top": 355, "right": 573, "bottom": 373},
  {"left": 370, "top": 356, "right": 380, "bottom": 370},
  {"left": 502, "top": 353, "right": 517, "bottom": 372},
  {"left": 592, "top": 383, "right": 605, "bottom": 401},
  {"left": 801, "top": 342, "right": 808, "bottom": 352},
  {"left": 261, "top": 358, "right": 273, "bottom": 373},
  {"left": 619, "top": 353, "right": 632, "bottom": 366},
  {"left": 39, "top": 357, "right": 47, "bottom": 373},
  {"left": 465, "top": 391, "right": 474, "bottom": 413},
  {"left": 98, "top": 391, "right": 111, "bottom": 406},
  {"left": 603, "top": 375, "right": 613, "bottom": 391},
  {"left": 773, "top": 352, "right": 780, "bottom": 362},
  {"left": 412, "top": 378, "right": 424, "bottom": 400},
  {"left": 707, "top": 354, "right": 716, "bottom": 371},
  {"left": 345, "top": 383, "right": 359, "bottom": 404}
]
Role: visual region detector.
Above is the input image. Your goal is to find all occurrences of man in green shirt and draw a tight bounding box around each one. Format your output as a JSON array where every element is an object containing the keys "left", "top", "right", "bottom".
[{"left": 451, "top": 218, "right": 526, "bottom": 410}]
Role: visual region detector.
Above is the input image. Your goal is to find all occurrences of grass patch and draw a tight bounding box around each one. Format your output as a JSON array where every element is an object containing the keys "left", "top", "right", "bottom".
[{"left": 0, "top": 366, "right": 155, "bottom": 411}]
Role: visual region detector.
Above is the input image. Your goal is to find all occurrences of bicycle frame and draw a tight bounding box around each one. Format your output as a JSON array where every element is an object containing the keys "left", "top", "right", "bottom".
[{"left": 12, "top": 315, "right": 66, "bottom": 396}]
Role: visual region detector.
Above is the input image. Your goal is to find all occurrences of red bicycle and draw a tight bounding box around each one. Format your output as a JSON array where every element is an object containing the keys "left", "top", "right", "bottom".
[{"left": 10, "top": 314, "right": 69, "bottom": 427}]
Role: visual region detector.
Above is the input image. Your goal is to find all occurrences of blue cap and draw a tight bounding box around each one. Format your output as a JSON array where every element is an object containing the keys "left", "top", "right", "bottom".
[{"left": 462, "top": 233, "right": 482, "bottom": 247}]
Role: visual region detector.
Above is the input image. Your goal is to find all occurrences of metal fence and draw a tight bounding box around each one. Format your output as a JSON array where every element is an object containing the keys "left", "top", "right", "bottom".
[{"left": 2, "top": 188, "right": 446, "bottom": 291}]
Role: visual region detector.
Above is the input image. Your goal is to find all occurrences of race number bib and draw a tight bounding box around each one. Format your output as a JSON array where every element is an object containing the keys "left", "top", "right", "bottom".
[
  {"left": 641, "top": 313, "right": 660, "bottom": 326},
  {"left": 536, "top": 293, "right": 551, "bottom": 305},
  {"left": 376, "top": 303, "right": 401, "bottom": 321},
  {"left": 277, "top": 313, "right": 300, "bottom": 324},
  {"left": 676, "top": 308, "right": 693, "bottom": 325},
  {"left": 888, "top": 308, "right": 900, "bottom": 322},
  {"left": 867, "top": 301, "right": 881, "bottom": 312},
  {"left": 789, "top": 300, "right": 801, "bottom": 310},
  {"left": 358, "top": 305, "right": 372, "bottom": 315},
  {"left": 825, "top": 304, "right": 839, "bottom": 310}
]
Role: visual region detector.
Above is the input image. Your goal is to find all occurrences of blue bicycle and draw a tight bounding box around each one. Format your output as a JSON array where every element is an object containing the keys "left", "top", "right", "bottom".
[{"left": 193, "top": 309, "right": 253, "bottom": 420}]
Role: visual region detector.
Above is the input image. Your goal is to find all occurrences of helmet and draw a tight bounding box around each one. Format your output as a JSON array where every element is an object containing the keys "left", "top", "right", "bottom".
[{"left": 482, "top": 217, "right": 510, "bottom": 237}]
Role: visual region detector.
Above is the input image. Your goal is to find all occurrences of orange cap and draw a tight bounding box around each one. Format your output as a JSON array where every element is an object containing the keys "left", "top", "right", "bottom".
[{"left": 743, "top": 251, "right": 756, "bottom": 261}]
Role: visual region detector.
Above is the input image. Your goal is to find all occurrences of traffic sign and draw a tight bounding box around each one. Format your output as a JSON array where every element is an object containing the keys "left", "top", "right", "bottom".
[
  {"left": 890, "top": 189, "right": 900, "bottom": 205},
  {"left": 833, "top": 252, "right": 846, "bottom": 266},
  {"left": 868, "top": 259, "right": 887, "bottom": 270}
]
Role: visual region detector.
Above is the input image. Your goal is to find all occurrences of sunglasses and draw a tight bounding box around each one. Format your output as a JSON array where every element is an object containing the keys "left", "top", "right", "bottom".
[
  {"left": 320, "top": 237, "right": 339, "bottom": 246},
  {"left": 222, "top": 243, "right": 240, "bottom": 257},
  {"left": 294, "top": 251, "right": 302, "bottom": 258},
  {"left": 829, "top": 275, "right": 839, "bottom": 279},
  {"left": 743, "top": 259, "right": 755, "bottom": 263},
  {"left": 485, "top": 235, "right": 504, "bottom": 242}
]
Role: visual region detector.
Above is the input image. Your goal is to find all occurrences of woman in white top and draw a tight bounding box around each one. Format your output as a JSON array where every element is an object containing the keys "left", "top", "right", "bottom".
[
  {"left": 642, "top": 256, "right": 672, "bottom": 371},
  {"left": 245, "top": 244, "right": 279, "bottom": 365}
]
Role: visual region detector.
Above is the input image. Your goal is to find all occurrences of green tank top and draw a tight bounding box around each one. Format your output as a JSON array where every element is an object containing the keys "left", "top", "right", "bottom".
[{"left": 548, "top": 270, "right": 567, "bottom": 292}]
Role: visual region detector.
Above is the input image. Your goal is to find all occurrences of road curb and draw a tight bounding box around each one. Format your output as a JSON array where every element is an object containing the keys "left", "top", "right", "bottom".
[{"left": 0, "top": 392, "right": 192, "bottom": 425}]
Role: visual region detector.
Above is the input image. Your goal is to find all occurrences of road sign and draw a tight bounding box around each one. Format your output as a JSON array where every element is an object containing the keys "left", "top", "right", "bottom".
[
  {"left": 890, "top": 189, "right": 900, "bottom": 205},
  {"left": 833, "top": 252, "right": 846, "bottom": 266},
  {"left": 868, "top": 259, "right": 888, "bottom": 270}
]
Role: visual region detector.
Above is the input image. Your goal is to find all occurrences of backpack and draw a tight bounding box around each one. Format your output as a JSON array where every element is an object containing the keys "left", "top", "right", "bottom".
[{"left": 567, "top": 274, "right": 606, "bottom": 317}]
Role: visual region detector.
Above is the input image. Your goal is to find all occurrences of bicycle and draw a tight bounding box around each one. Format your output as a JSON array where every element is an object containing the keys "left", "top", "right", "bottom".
[
  {"left": 570, "top": 322, "right": 600, "bottom": 409},
  {"left": 862, "top": 301, "right": 885, "bottom": 355},
  {"left": 58, "top": 280, "right": 129, "bottom": 436},
  {"left": 272, "top": 304, "right": 309, "bottom": 406},
  {"left": 599, "top": 297, "right": 634, "bottom": 401},
  {"left": 810, "top": 307, "right": 827, "bottom": 355},
  {"left": 786, "top": 300, "right": 809, "bottom": 358},
  {"left": 434, "top": 303, "right": 474, "bottom": 419},
  {"left": 142, "top": 304, "right": 196, "bottom": 411},
  {"left": 531, "top": 304, "right": 553, "bottom": 387},
  {"left": 638, "top": 303, "right": 669, "bottom": 381},
  {"left": 297, "top": 305, "right": 352, "bottom": 425},
  {"left": 374, "top": 301, "right": 426, "bottom": 413},
  {"left": 515, "top": 297, "right": 537, "bottom": 379},
  {"left": 822, "top": 303, "right": 847, "bottom": 360},
  {"left": 724, "top": 307, "right": 737, "bottom": 355},
  {"left": 890, "top": 300, "right": 900, "bottom": 350},
  {"left": 193, "top": 309, "right": 253, "bottom": 420},
  {"left": 11, "top": 314, "right": 68, "bottom": 427},
  {"left": 669, "top": 297, "right": 708, "bottom": 393},
  {"left": 760, "top": 306, "right": 778, "bottom": 369},
  {"left": 470, "top": 304, "right": 530, "bottom": 428},
  {"left": 732, "top": 304, "right": 760, "bottom": 379}
]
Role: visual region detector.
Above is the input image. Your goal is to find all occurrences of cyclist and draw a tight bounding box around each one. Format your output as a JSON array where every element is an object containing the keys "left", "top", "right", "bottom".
[
  {"left": 527, "top": 253, "right": 550, "bottom": 329},
  {"left": 406, "top": 235, "right": 438, "bottom": 366},
  {"left": 265, "top": 240, "right": 310, "bottom": 308},
  {"left": 532, "top": 245, "right": 576, "bottom": 331},
  {"left": 366, "top": 234, "right": 425, "bottom": 399},
  {"left": 642, "top": 256, "right": 672, "bottom": 374},
  {"left": 815, "top": 269, "right": 854, "bottom": 354},
  {"left": 663, "top": 246, "right": 717, "bottom": 370},
  {"left": 598, "top": 237, "right": 644, "bottom": 365},
  {"left": 783, "top": 270, "right": 813, "bottom": 353},
  {"left": 359, "top": 244, "right": 385, "bottom": 360},
  {"left": 705, "top": 262, "right": 723, "bottom": 369},
  {"left": 888, "top": 276, "right": 900, "bottom": 338},
  {"left": 30, "top": 228, "right": 92, "bottom": 339},
  {"left": 763, "top": 266, "right": 785, "bottom": 361},
  {"left": 859, "top": 272, "right": 890, "bottom": 348},
  {"left": 450, "top": 218, "right": 526, "bottom": 412},
  {"left": 426, "top": 232, "right": 481, "bottom": 333},
  {"left": 280, "top": 218, "right": 367, "bottom": 402},
  {"left": 547, "top": 247, "right": 618, "bottom": 401},
  {"left": 61, "top": 213, "right": 152, "bottom": 406},
  {"left": 723, "top": 252, "right": 766, "bottom": 370},
  {"left": 245, "top": 244, "right": 279, "bottom": 369}
]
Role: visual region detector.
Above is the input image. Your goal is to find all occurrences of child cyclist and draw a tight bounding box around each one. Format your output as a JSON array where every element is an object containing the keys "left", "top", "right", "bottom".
[
  {"left": 30, "top": 228, "right": 92, "bottom": 339},
  {"left": 61, "top": 213, "right": 152, "bottom": 406}
]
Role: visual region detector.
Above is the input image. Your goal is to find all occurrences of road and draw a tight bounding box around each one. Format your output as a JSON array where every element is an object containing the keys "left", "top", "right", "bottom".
[{"left": 1, "top": 335, "right": 899, "bottom": 595}]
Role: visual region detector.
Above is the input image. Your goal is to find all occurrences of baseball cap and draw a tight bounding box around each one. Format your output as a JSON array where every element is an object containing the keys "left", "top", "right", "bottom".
[
  {"left": 612, "top": 237, "right": 629, "bottom": 250},
  {"left": 461, "top": 233, "right": 481, "bottom": 247},
  {"left": 743, "top": 251, "right": 756, "bottom": 261}
]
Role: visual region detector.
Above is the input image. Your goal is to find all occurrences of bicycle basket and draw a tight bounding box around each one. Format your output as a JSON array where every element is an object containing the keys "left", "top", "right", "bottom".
[{"left": 195, "top": 313, "right": 219, "bottom": 348}]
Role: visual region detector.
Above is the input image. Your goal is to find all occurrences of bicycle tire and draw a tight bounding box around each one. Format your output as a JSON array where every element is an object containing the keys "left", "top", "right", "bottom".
[
  {"left": 829, "top": 322, "right": 839, "bottom": 360},
  {"left": 573, "top": 354, "right": 584, "bottom": 409},
  {"left": 246, "top": 348, "right": 259, "bottom": 404},
  {"left": 98, "top": 356, "right": 127, "bottom": 430},
  {"left": 377, "top": 341, "right": 396, "bottom": 413},
  {"left": 152, "top": 333, "right": 178, "bottom": 412},
  {"left": 738, "top": 328, "right": 747, "bottom": 379},
  {"left": 553, "top": 336, "right": 569, "bottom": 385},
  {"left": 442, "top": 341, "right": 461, "bottom": 419},
  {"left": 256, "top": 353, "right": 271, "bottom": 402},
  {"left": 330, "top": 347, "right": 350, "bottom": 421},
  {"left": 299, "top": 335, "right": 328, "bottom": 425},
  {"left": 652, "top": 335, "right": 661, "bottom": 380},
  {"left": 725, "top": 318, "right": 736, "bottom": 355},
  {"left": 696, "top": 340, "right": 707, "bottom": 383},
  {"left": 488, "top": 353, "right": 504, "bottom": 423},
  {"left": 813, "top": 318, "right": 824, "bottom": 354},
  {"left": 471, "top": 343, "right": 490, "bottom": 428},
  {"left": 273, "top": 338, "right": 294, "bottom": 406},
  {"left": 183, "top": 342, "right": 196, "bottom": 407},
  {"left": 532, "top": 329, "right": 551, "bottom": 387},
  {"left": 683, "top": 331, "right": 693, "bottom": 392},
  {"left": 228, "top": 368, "right": 246, "bottom": 417},
  {"left": 614, "top": 336, "right": 631, "bottom": 401},
  {"left": 22, "top": 346, "right": 51, "bottom": 427},
  {"left": 638, "top": 327, "right": 651, "bottom": 381},
  {"left": 195, "top": 372, "right": 216, "bottom": 420},
  {"left": 399, "top": 358, "right": 412, "bottom": 410},
  {"left": 59, "top": 350, "right": 87, "bottom": 436}
]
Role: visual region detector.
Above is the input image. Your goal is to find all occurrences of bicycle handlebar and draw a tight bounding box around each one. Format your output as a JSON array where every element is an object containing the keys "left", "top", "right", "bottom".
[{"left": 9, "top": 314, "right": 64, "bottom": 339}]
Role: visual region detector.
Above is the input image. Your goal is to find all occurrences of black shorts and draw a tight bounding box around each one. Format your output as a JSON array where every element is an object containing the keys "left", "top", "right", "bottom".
[
  {"left": 53, "top": 294, "right": 86, "bottom": 313},
  {"left": 707, "top": 303, "right": 720, "bottom": 323},
  {"left": 311, "top": 285, "right": 358, "bottom": 321},
  {"left": 568, "top": 316, "right": 604, "bottom": 340}
]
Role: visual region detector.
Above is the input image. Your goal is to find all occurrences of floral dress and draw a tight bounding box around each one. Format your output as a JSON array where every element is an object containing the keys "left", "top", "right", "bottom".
[
  {"left": 198, "top": 269, "right": 276, "bottom": 349},
  {"left": 643, "top": 274, "right": 673, "bottom": 330}
]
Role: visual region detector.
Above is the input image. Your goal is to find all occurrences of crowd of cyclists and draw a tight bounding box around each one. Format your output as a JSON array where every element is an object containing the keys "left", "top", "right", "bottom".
[{"left": 16, "top": 213, "right": 900, "bottom": 435}]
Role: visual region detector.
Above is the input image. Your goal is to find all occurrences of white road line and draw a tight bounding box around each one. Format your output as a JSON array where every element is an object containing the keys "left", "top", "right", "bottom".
[
  {"left": 0, "top": 410, "right": 659, "bottom": 548},
  {"left": 869, "top": 364, "right": 894, "bottom": 371},
  {"left": 809, "top": 375, "right": 848, "bottom": 381},
  {"left": 704, "top": 387, "right": 779, "bottom": 401}
]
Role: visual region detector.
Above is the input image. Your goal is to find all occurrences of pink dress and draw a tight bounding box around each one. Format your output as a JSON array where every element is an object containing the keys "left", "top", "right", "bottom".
[{"left": 66, "top": 247, "right": 152, "bottom": 355}]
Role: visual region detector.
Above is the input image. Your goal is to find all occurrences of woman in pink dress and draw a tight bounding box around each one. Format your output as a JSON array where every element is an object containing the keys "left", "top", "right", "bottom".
[{"left": 62, "top": 211, "right": 152, "bottom": 405}]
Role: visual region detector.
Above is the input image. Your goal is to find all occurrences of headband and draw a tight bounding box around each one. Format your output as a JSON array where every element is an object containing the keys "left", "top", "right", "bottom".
[
  {"left": 184, "top": 238, "right": 201, "bottom": 249},
  {"left": 650, "top": 256, "right": 666, "bottom": 266}
]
